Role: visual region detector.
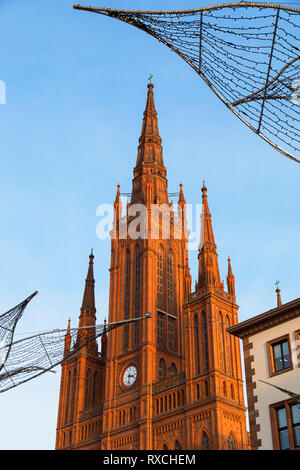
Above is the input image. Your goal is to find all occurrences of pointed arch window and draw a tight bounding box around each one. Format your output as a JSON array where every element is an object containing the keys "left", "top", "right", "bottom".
[
  {"left": 157, "top": 246, "right": 164, "bottom": 309},
  {"left": 124, "top": 249, "right": 131, "bottom": 351},
  {"left": 194, "top": 315, "right": 200, "bottom": 375},
  {"left": 70, "top": 368, "right": 76, "bottom": 422},
  {"left": 202, "top": 432, "right": 210, "bottom": 450},
  {"left": 201, "top": 311, "right": 209, "bottom": 371},
  {"left": 167, "top": 251, "right": 174, "bottom": 313},
  {"left": 218, "top": 313, "right": 225, "bottom": 372},
  {"left": 204, "top": 380, "right": 209, "bottom": 397},
  {"left": 170, "top": 363, "right": 177, "bottom": 376},
  {"left": 225, "top": 316, "right": 232, "bottom": 375},
  {"left": 227, "top": 434, "right": 235, "bottom": 450},
  {"left": 64, "top": 370, "right": 72, "bottom": 424},
  {"left": 159, "top": 358, "right": 166, "bottom": 379},
  {"left": 133, "top": 245, "right": 141, "bottom": 347},
  {"left": 167, "top": 317, "right": 175, "bottom": 352},
  {"left": 157, "top": 312, "right": 165, "bottom": 348},
  {"left": 92, "top": 371, "right": 98, "bottom": 406},
  {"left": 174, "top": 440, "right": 182, "bottom": 450},
  {"left": 163, "top": 444, "right": 168, "bottom": 450}
]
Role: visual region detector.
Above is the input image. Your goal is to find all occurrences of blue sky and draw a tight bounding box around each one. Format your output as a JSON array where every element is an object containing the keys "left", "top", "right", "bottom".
[{"left": 0, "top": 0, "right": 299, "bottom": 449}]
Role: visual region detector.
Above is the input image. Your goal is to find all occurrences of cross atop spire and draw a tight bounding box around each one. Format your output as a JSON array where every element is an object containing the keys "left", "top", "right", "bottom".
[
  {"left": 275, "top": 280, "right": 282, "bottom": 307},
  {"left": 135, "top": 81, "right": 164, "bottom": 168}
]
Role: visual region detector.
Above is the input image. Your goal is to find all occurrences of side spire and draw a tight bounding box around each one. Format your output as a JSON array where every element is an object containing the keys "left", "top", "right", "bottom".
[
  {"left": 199, "top": 181, "right": 216, "bottom": 249},
  {"left": 227, "top": 257, "right": 236, "bottom": 298},
  {"left": 64, "top": 317, "right": 71, "bottom": 357},
  {"left": 76, "top": 250, "right": 98, "bottom": 353},
  {"left": 197, "top": 182, "right": 221, "bottom": 290},
  {"left": 80, "top": 249, "right": 96, "bottom": 317}
]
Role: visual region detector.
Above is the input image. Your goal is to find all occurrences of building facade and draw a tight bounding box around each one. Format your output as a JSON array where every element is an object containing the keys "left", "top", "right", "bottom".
[
  {"left": 55, "top": 83, "right": 248, "bottom": 450},
  {"left": 228, "top": 289, "right": 300, "bottom": 450}
]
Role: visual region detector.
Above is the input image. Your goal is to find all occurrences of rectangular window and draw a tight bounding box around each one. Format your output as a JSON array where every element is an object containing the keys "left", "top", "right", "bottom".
[
  {"left": 277, "top": 407, "right": 290, "bottom": 450},
  {"left": 273, "top": 341, "right": 291, "bottom": 372},
  {"left": 267, "top": 335, "right": 293, "bottom": 377},
  {"left": 295, "top": 330, "right": 300, "bottom": 367},
  {"left": 291, "top": 404, "right": 300, "bottom": 448},
  {"left": 270, "top": 401, "right": 300, "bottom": 449}
]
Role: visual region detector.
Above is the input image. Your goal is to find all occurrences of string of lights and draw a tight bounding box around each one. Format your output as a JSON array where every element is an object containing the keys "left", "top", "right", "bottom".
[
  {"left": 0, "top": 304, "right": 151, "bottom": 393},
  {"left": 73, "top": 3, "right": 300, "bottom": 163},
  {"left": 0, "top": 291, "right": 38, "bottom": 375}
]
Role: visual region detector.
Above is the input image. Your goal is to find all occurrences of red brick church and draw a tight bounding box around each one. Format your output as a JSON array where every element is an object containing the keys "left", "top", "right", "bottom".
[{"left": 55, "top": 83, "right": 248, "bottom": 450}]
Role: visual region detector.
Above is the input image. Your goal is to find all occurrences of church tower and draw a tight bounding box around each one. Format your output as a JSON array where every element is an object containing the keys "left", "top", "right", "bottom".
[
  {"left": 182, "top": 183, "right": 248, "bottom": 449},
  {"left": 101, "top": 82, "right": 191, "bottom": 450},
  {"left": 55, "top": 251, "right": 106, "bottom": 449}
]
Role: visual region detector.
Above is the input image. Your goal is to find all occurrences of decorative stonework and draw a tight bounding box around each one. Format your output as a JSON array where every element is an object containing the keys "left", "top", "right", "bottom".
[{"left": 243, "top": 337, "right": 260, "bottom": 450}]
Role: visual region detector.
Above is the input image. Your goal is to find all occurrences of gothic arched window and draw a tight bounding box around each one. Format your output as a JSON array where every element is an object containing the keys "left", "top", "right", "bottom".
[
  {"left": 225, "top": 316, "right": 232, "bottom": 375},
  {"left": 218, "top": 313, "right": 225, "bottom": 372},
  {"left": 174, "top": 440, "right": 182, "bottom": 450},
  {"left": 70, "top": 368, "right": 76, "bottom": 421},
  {"left": 227, "top": 434, "right": 235, "bottom": 450},
  {"left": 170, "top": 363, "right": 177, "bottom": 376},
  {"left": 163, "top": 444, "right": 168, "bottom": 450},
  {"left": 168, "top": 317, "right": 175, "bottom": 352},
  {"left": 201, "top": 311, "right": 209, "bottom": 371},
  {"left": 85, "top": 369, "right": 92, "bottom": 409},
  {"left": 194, "top": 315, "right": 200, "bottom": 375},
  {"left": 92, "top": 371, "right": 98, "bottom": 406},
  {"left": 124, "top": 249, "right": 131, "bottom": 351},
  {"left": 157, "top": 246, "right": 164, "bottom": 309},
  {"left": 133, "top": 245, "right": 141, "bottom": 347},
  {"left": 202, "top": 432, "right": 210, "bottom": 450},
  {"left": 204, "top": 380, "right": 209, "bottom": 397},
  {"left": 167, "top": 251, "right": 174, "bottom": 313},
  {"left": 159, "top": 358, "right": 166, "bottom": 379},
  {"left": 64, "top": 370, "right": 72, "bottom": 424}
]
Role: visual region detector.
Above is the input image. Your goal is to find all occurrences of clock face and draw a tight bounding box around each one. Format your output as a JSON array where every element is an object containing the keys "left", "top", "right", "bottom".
[{"left": 123, "top": 365, "right": 137, "bottom": 387}]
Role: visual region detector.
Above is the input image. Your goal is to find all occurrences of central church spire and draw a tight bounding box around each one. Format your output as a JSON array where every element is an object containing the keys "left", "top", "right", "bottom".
[
  {"left": 136, "top": 82, "right": 164, "bottom": 167},
  {"left": 131, "top": 83, "right": 169, "bottom": 205}
]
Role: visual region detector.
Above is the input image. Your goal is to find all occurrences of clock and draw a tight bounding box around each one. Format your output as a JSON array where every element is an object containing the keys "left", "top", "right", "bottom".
[{"left": 123, "top": 365, "right": 137, "bottom": 387}]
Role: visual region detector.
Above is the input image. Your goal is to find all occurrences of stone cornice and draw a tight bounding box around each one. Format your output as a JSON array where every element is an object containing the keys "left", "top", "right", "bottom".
[{"left": 228, "top": 297, "right": 300, "bottom": 339}]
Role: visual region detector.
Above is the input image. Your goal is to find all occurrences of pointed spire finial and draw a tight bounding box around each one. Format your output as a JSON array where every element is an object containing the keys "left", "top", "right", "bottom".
[
  {"left": 178, "top": 182, "right": 186, "bottom": 205},
  {"left": 227, "top": 257, "right": 235, "bottom": 298},
  {"left": 275, "top": 280, "right": 282, "bottom": 307},
  {"left": 64, "top": 317, "right": 72, "bottom": 356}
]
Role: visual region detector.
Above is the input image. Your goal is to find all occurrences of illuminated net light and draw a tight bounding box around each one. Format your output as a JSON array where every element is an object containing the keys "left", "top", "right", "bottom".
[{"left": 73, "top": 3, "right": 300, "bottom": 163}]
